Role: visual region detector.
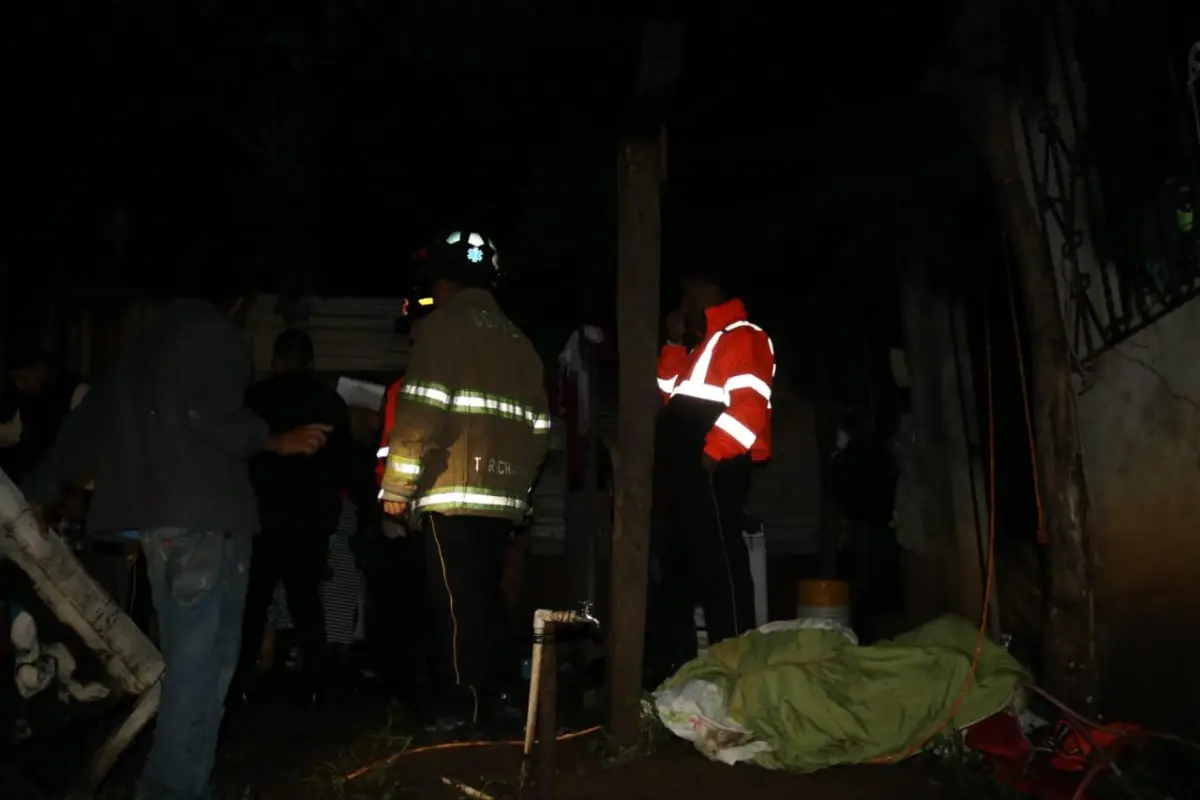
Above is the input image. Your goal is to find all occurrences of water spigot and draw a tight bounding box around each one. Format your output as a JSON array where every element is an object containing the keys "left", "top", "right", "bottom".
[{"left": 577, "top": 600, "right": 599, "bottom": 627}]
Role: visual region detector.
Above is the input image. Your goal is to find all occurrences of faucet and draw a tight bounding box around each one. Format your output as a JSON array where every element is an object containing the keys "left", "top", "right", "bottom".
[{"left": 577, "top": 600, "right": 599, "bottom": 627}]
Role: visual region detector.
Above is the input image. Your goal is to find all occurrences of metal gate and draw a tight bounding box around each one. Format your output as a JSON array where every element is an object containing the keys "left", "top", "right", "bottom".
[{"left": 1016, "top": 3, "right": 1200, "bottom": 365}]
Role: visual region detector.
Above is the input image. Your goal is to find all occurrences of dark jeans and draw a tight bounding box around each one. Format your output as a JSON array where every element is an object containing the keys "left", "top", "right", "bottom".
[
  {"left": 137, "top": 528, "right": 250, "bottom": 800},
  {"left": 238, "top": 530, "right": 329, "bottom": 685},
  {"left": 658, "top": 457, "right": 756, "bottom": 649},
  {"left": 422, "top": 513, "right": 511, "bottom": 715},
  {"left": 363, "top": 532, "right": 430, "bottom": 690},
  {"left": 644, "top": 521, "right": 699, "bottom": 687}
]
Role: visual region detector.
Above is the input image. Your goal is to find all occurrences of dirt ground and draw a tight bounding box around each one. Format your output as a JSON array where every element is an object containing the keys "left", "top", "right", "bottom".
[
  {"left": 352, "top": 746, "right": 969, "bottom": 800},
  {"left": 72, "top": 691, "right": 978, "bottom": 800}
]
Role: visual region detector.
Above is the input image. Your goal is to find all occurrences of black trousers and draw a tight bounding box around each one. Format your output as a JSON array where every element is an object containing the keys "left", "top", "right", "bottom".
[
  {"left": 239, "top": 530, "right": 328, "bottom": 682},
  {"left": 364, "top": 532, "right": 430, "bottom": 688},
  {"left": 422, "top": 512, "right": 511, "bottom": 709},
  {"left": 659, "top": 456, "right": 756, "bottom": 648}
]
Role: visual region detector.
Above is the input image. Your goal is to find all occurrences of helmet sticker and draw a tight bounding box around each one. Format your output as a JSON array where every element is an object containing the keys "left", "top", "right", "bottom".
[{"left": 467, "top": 246, "right": 484, "bottom": 263}]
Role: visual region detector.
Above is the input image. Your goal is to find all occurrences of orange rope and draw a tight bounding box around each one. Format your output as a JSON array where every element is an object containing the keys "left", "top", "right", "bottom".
[
  {"left": 1003, "top": 238, "right": 1047, "bottom": 545},
  {"left": 344, "top": 725, "right": 602, "bottom": 781},
  {"left": 871, "top": 303, "right": 1002, "bottom": 764}
]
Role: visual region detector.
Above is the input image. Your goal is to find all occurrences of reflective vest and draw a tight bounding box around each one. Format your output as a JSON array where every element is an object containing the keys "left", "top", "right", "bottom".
[
  {"left": 656, "top": 298, "right": 775, "bottom": 462},
  {"left": 375, "top": 378, "right": 404, "bottom": 488}
]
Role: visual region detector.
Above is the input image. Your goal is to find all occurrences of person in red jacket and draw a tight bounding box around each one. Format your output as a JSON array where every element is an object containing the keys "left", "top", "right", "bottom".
[
  {"left": 360, "top": 289, "right": 435, "bottom": 702},
  {"left": 375, "top": 377, "right": 404, "bottom": 490},
  {"left": 653, "top": 270, "right": 775, "bottom": 654},
  {"left": 374, "top": 290, "right": 435, "bottom": 496}
]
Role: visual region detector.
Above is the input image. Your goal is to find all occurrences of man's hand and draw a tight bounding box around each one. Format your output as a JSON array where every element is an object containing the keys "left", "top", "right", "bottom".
[
  {"left": 701, "top": 453, "right": 718, "bottom": 473},
  {"left": 665, "top": 309, "right": 686, "bottom": 344},
  {"left": 265, "top": 423, "right": 333, "bottom": 456},
  {"left": 382, "top": 499, "right": 408, "bottom": 517}
]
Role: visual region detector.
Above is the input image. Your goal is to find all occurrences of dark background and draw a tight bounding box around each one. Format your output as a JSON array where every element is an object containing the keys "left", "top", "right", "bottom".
[
  {"left": 1, "top": 3, "right": 961, "bottom": 359},
  {"left": 3, "top": 2, "right": 1196, "bottom": 401}
]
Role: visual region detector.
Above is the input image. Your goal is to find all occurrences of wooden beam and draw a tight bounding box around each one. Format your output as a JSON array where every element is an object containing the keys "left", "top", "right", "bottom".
[
  {"left": 606, "top": 20, "right": 679, "bottom": 746},
  {"left": 607, "top": 135, "right": 661, "bottom": 745}
]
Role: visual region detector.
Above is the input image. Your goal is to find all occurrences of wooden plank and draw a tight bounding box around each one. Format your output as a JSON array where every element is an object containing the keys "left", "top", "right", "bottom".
[
  {"left": 0, "top": 470, "right": 163, "bottom": 694},
  {"left": 0, "top": 467, "right": 166, "bottom": 789}
]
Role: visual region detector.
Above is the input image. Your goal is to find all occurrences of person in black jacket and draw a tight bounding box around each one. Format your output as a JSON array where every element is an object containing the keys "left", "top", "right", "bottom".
[
  {"left": 236, "top": 329, "right": 374, "bottom": 706},
  {"left": 21, "top": 294, "right": 331, "bottom": 800},
  {"left": 0, "top": 345, "right": 87, "bottom": 483}
]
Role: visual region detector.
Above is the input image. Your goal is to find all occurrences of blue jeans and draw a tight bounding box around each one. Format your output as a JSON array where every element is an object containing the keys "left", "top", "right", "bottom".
[{"left": 137, "top": 528, "right": 250, "bottom": 800}]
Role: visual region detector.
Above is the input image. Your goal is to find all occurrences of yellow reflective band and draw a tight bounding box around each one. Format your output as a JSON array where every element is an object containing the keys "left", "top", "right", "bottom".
[
  {"left": 413, "top": 486, "right": 528, "bottom": 513},
  {"left": 385, "top": 453, "right": 422, "bottom": 476},
  {"left": 399, "top": 384, "right": 551, "bottom": 433}
]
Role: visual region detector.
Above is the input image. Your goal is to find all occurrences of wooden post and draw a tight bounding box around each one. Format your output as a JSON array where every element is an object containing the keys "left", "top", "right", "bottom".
[
  {"left": 607, "top": 135, "right": 661, "bottom": 744},
  {"left": 972, "top": 75, "right": 1096, "bottom": 710},
  {"left": 607, "top": 22, "right": 681, "bottom": 746},
  {"left": 535, "top": 630, "right": 558, "bottom": 800}
]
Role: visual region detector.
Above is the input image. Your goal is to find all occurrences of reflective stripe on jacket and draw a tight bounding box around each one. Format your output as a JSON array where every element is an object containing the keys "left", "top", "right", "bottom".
[
  {"left": 655, "top": 298, "right": 774, "bottom": 462},
  {"left": 380, "top": 288, "right": 551, "bottom": 522}
]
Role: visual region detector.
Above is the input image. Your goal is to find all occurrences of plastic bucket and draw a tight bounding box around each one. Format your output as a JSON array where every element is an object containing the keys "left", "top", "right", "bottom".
[{"left": 796, "top": 579, "right": 852, "bottom": 628}]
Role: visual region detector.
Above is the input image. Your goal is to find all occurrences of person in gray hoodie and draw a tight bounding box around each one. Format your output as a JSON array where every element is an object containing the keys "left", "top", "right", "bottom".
[{"left": 22, "top": 291, "right": 329, "bottom": 800}]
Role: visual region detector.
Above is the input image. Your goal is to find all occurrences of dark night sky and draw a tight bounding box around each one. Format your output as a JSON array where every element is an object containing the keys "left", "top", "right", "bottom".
[{"left": 0, "top": 1, "right": 962, "bottom": 360}]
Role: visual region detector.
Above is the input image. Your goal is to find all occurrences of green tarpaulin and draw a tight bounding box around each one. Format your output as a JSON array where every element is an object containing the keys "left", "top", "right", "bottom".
[{"left": 659, "top": 615, "right": 1026, "bottom": 772}]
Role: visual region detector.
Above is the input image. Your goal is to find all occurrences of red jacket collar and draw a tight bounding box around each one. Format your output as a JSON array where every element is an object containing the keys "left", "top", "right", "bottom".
[{"left": 704, "top": 298, "right": 748, "bottom": 336}]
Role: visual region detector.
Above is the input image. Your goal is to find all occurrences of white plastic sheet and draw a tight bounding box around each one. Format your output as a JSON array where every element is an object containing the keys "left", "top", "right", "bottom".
[{"left": 654, "top": 616, "right": 858, "bottom": 765}]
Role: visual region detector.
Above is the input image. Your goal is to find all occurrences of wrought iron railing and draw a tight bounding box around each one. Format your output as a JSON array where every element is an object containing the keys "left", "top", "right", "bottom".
[{"left": 1017, "top": 6, "right": 1200, "bottom": 366}]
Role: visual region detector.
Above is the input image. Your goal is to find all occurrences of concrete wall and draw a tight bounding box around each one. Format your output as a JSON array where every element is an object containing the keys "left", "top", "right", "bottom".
[
  {"left": 1074, "top": 312, "right": 1200, "bottom": 724},
  {"left": 1011, "top": 15, "right": 1200, "bottom": 726}
]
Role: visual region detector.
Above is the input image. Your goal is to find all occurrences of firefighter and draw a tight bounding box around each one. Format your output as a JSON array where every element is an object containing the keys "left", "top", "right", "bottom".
[
  {"left": 379, "top": 230, "right": 550, "bottom": 732},
  {"left": 654, "top": 271, "right": 774, "bottom": 657}
]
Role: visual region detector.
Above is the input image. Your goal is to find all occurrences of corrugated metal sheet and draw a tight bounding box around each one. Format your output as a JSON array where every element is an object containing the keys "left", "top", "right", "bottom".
[
  {"left": 745, "top": 390, "right": 822, "bottom": 554},
  {"left": 247, "top": 295, "right": 411, "bottom": 374}
]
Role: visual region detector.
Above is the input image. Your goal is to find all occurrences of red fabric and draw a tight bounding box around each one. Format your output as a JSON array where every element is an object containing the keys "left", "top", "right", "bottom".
[
  {"left": 656, "top": 344, "right": 690, "bottom": 403},
  {"left": 656, "top": 298, "right": 774, "bottom": 463},
  {"left": 375, "top": 378, "right": 404, "bottom": 486},
  {"left": 964, "top": 711, "right": 1145, "bottom": 800},
  {"left": 1046, "top": 720, "right": 1145, "bottom": 773}
]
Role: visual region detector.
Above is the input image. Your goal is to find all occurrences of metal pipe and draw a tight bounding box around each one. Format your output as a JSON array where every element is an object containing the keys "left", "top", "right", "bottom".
[{"left": 519, "top": 603, "right": 598, "bottom": 797}]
